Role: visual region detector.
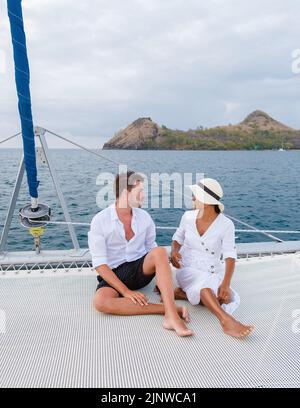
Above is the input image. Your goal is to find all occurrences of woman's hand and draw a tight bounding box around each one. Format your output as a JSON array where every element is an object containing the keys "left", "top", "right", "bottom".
[
  {"left": 122, "top": 289, "right": 149, "bottom": 306},
  {"left": 171, "top": 251, "right": 182, "bottom": 268},
  {"left": 218, "top": 282, "right": 231, "bottom": 305}
]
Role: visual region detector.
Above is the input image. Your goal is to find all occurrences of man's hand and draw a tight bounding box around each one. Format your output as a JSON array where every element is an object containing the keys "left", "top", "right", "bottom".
[
  {"left": 218, "top": 282, "right": 231, "bottom": 305},
  {"left": 122, "top": 289, "right": 149, "bottom": 306},
  {"left": 171, "top": 251, "right": 182, "bottom": 268}
]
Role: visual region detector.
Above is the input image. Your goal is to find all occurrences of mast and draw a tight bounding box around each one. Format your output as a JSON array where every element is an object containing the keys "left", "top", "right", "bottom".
[
  {"left": 7, "top": 0, "right": 39, "bottom": 208},
  {"left": 1, "top": 1, "right": 80, "bottom": 254}
]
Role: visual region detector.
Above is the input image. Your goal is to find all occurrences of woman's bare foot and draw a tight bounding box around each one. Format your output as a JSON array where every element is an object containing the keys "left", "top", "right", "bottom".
[
  {"left": 177, "top": 305, "right": 191, "bottom": 322},
  {"left": 174, "top": 287, "right": 188, "bottom": 300},
  {"left": 221, "top": 316, "right": 254, "bottom": 338},
  {"left": 163, "top": 314, "right": 194, "bottom": 337}
]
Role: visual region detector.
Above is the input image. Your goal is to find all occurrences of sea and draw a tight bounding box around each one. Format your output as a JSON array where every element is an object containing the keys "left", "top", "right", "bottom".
[{"left": 0, "top": 149, "right": 299, "bottom": 251}]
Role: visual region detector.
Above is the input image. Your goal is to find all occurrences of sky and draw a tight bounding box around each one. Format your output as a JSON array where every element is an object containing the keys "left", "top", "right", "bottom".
[{"left": 1, "top": 0, "right": 300, "bottom": 148}]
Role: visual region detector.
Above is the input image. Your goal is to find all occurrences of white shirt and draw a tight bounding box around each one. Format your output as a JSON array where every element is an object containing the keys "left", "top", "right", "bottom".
[
  {"left": 88, "top": 203, "right": 157, "bottom": 269},
  {"left": 172, "top": 210, "right": 237, "bottom": 270}
]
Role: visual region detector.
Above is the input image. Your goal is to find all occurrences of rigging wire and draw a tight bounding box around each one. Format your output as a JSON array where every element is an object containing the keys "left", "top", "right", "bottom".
[
  {"left": 0, "top": 128, "right": 285, "bottom": 243},
  {"left": 0, "top": 131, "right": 21, "bottom": 145},
  {"left": 46, "top": 128, "right": 284, "bottom": 242}
]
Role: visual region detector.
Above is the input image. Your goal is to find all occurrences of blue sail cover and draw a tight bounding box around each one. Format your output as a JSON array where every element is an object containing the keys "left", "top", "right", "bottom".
[{"left": 7, "top": 0, "right": 39, "bottom": 198}]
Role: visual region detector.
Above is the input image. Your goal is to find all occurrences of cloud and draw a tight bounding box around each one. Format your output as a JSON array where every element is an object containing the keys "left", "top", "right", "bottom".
[{"left": 1, "top": 0, "right": 300, "bottom": 148}]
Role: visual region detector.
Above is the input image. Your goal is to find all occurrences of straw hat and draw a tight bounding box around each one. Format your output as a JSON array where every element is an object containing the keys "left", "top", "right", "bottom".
[{"left": 188, "top": 178, "right": 224, "bottom": 212}]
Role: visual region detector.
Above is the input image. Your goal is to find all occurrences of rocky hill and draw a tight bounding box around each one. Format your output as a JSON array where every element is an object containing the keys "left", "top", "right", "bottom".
[
  {"left": 102, "top": 111, "right": 300, "bottom": 150},
  {"left": 239, "top": 110, "right": 292, "bottom": 131},
  {"left": 103, "top": 117, "right": 161, "bottom": 149}
]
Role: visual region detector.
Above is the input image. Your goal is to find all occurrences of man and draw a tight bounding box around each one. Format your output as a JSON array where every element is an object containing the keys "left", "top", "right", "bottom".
[{"left": 88, "top": 171, "right": 193, "bottom": 337}]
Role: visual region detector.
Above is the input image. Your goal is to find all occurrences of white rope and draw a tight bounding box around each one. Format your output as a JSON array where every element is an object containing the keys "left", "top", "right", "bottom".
[
  {"left": 25, "top": 219, "right": 300, "bottom": 234},
  {"left": 225, "top": 214, "right": 283, "bottom": 242},
  {"left": 234, "top": 229, "right": 300, "bottom": 234}
]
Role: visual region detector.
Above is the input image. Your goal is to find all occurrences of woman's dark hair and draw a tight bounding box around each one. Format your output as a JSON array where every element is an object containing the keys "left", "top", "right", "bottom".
[{"left": 214, "top": 204, "right": 221, "bottom": 214}]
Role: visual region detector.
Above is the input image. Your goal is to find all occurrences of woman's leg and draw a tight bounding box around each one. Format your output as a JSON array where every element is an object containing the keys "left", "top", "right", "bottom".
[
  {"left": 200, "top": 288, "right": 254, "bottom": 338},
  {"left": 174, "top": 287, "right": 188, "bottom": 300},
  {"left": 155, "top": 285, "right": 188, "bottom": 301}
]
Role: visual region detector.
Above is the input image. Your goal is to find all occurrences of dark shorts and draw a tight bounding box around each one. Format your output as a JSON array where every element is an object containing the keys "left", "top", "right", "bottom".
[{"left": 96, "top": 252, "right": 155, "bottom": 292}]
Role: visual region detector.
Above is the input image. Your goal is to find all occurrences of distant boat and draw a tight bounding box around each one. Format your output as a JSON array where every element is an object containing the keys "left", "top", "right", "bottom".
[
  {"left": 278, "top": 147, "right": 285, "bottom": 151},
  {"left": 278, "top": 140, "right": 286, "bottom": 151}
]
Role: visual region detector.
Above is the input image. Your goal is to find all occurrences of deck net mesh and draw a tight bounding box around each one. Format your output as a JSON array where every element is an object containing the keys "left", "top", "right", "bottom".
[{"left": 0, "top": 255, "right": 300, "bottom": 388}]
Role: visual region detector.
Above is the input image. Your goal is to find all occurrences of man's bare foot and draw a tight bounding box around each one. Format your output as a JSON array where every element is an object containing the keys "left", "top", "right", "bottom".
[
  {"left": 163, "top": 314, "right": 194, "bottom": 337},
  {"left": 221, "top": 316, "right": 254, "bottom": 338},
  {"left": 174, "top": 287, "right": 188, "bottom": 300},
  {"left": 177, "top": 306, "right": 191, "bottom": 323}
]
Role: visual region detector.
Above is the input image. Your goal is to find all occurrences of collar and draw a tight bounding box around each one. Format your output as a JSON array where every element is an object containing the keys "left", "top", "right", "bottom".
[
  {"left": 110, "top": 203, "right": 119, "bottom": 221},
  {"left": 110, "top": 202, "right": 136, "bottom": 221}
]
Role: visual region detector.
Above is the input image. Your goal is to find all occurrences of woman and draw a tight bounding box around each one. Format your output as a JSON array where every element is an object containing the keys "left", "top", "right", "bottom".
[{"left": 171, "top": 178, "right": 254, "bottom": 338}]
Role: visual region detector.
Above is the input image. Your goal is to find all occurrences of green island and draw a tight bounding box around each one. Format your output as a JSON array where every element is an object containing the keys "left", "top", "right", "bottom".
[{"left": 103, "top": 110, "right": 300, "bottom": 150}]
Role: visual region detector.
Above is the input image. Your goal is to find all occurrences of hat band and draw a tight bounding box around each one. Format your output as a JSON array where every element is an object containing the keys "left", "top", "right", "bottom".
[{"left": 197, "top": 182, "right": 221, "bottom": 201}]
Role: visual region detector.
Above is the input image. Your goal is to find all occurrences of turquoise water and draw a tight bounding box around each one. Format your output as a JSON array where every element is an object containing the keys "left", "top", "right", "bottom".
[{"left": 0, "top": 149, "right": 299, "bottom": 251}]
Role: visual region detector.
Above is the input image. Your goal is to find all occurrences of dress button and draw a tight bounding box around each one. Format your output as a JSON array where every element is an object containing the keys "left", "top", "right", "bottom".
[
  {"left": 201, "top": 242, "right": 204, "bottom": 245},
  {"left": 206, "top": 248, "right": 209, "bottom": 251}
]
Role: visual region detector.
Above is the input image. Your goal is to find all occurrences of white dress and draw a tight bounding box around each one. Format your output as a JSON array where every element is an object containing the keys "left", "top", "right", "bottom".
[{"left": 172, "top": 210, "right": 240, "bottom": 314}]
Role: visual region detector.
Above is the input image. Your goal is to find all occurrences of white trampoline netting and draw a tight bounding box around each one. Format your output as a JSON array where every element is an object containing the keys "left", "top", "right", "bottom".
[{"left": 0, "top": 254, "right": 300, "bottom": 388}]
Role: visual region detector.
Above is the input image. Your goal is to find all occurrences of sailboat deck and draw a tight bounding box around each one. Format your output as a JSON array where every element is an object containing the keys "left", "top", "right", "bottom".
[{"left": 1, "top": 252, "right": 300, "bottom": 388}]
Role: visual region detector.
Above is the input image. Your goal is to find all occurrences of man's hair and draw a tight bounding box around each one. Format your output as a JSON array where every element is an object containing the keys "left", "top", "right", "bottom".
[{"left": 114, "top": 171, "right": 144, "bottom": 199}]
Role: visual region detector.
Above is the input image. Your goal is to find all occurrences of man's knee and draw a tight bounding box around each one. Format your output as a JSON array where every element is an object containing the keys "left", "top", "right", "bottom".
[
  {"left": 93, "top": 294, "right": 112, "bottom": 314},
  {"left": 150, "top": 246, "right": 169, "bottom": 262}
]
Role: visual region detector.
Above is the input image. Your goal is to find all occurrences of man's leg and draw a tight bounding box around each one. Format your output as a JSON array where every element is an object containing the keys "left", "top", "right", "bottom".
[
  {"left": 200, "top": 288, "right": 254, "bottom": 338},
  {"left": 93, "top": 286, "right": 190, "bottom": 321},
  {"left": 143, "top": 247, "right": 194, "bottom": 336}
]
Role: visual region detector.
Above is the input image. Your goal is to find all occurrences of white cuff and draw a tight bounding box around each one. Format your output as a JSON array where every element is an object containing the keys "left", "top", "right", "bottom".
[
  {"left": 92, "top": 257, "right": 108, "bottom": 269},
  {"left": 172, "top": 232, "right": 184, "bottom": 245},
  {"left": 223, "top": 251, "right": 237, "bottom": 260}
]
